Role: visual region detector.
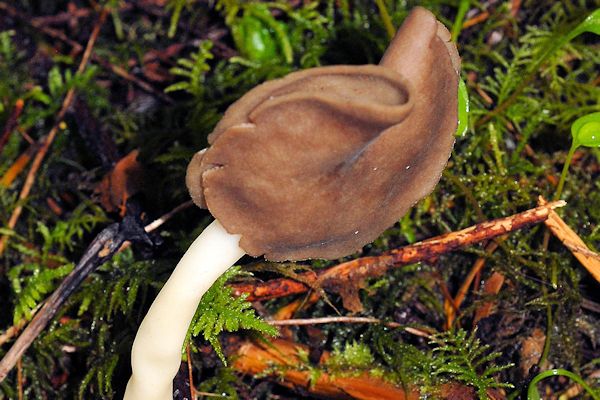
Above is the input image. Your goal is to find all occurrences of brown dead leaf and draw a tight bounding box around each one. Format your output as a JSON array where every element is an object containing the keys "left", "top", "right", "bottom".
[
  {"left": 95, "top": 150, "right": 145, "bottom": 216},
  {"left": 519, "top": 328, "right": 545, "bottom": 377},
  {"left": 473, "top": 271, "right": 505, "bottom": 325},
  {"left": 142, "top": 44, "right": 185, "bottom": 82},
  {"left": 142, "top": 61, "right": 172, "bottom": 83}
]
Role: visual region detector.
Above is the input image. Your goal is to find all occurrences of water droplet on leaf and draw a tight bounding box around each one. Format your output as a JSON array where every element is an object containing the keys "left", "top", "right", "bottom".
[
  {"left": 456, "top": 78, "right": 469, "bottom": 137},
  {"left": 571, "top": 111, "right": 600, "bottom": 148}
]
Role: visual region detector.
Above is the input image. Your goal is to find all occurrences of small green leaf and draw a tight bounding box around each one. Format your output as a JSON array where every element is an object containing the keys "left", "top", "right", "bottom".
[
  {"left": 233, "top": 15, "right": 278, "bottom": 62},
  {"left": 568, "top": 8, "right": 600, "bottom": 39},
  {"left": 456, "top": 78, "right": 470, "bottom": 137},
  {"left": 571, "top": 112, "right": 600, "bottom": 148},
  {"left": 527, "top": 369, "right": 600, "bottom": 400}
]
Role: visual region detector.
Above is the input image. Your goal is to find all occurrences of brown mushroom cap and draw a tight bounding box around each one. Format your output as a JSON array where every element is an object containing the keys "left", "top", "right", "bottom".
[{"left": 186, "top": 7, "right": 460, "bottom": 261}]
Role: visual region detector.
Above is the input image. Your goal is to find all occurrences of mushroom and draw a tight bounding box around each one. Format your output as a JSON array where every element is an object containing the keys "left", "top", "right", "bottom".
[{"left": 124, "top": 7, "right": 460, "bottom": 400}]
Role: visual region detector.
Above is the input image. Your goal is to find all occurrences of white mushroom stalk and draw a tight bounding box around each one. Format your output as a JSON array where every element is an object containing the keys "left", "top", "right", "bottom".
[{"left": 124, "top": 220, "right": 244, "bottom": 400}]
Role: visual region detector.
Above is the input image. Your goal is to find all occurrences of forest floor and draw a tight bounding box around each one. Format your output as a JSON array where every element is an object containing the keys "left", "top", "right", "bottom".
[{"left": 0, "top": 1, "right": 599, "bottom": 399}]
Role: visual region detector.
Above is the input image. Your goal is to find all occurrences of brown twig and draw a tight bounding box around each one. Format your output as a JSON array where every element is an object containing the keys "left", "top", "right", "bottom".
[
  {"left": 511, "top": 0, "right": 522, "bottom": 17},
  {"left": 92, "top": 56, "right": 175, "bottom": 104},
  {"left": 232, "top": 201, "right": 566, "bottom": 311},
  {"left": 144, "top": 200, "right": 194, "bottom": 234},
  {"left": 0, "top": 306, "right": 41, "bottom": 347},
  {"left": 269, "top": 316, "right": 434, "bottom": 340},
  {"left": 186, "top": 344, "right": 195, "bottom": 400},
  {"left": 16, "top": 358, "right": 23, "bottom": 400},
  {"left": 31, "top": 3, "right": 133, "bottom": 26},
  {"left": 0, "top": 321, "right": 26, "bottom": 348},
  {"left": 271, "top": 316, "right": 402, "bottom": 328},
  {"left": 540, "top": 198, "right": 600, "bottom": 283},
  {"left": 462, "top": 12, "right": 490, "bottom": 29},
  {"left": 0, "top": 99, "right": 24, "bottom": 153},
  {"left": 0, "top": 8, "right": 108, "bottom": 256}
]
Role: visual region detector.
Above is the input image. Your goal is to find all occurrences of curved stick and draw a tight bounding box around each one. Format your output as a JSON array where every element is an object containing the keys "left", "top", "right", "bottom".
[{"left": 124, "top": 220, "right": 244, "bottom": 400}]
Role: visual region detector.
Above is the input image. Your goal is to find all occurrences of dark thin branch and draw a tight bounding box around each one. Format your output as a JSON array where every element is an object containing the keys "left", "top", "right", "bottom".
[
  {"left": 0, "top": 196, "right": 193, "bottom": 382},
  {"left": 0, "top": 217, "right": 149, "bottom": 382}
]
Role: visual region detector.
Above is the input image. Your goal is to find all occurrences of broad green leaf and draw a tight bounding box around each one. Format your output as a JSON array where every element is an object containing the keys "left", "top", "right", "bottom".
[{"left": 571, "top": 112, "right": 600, "bottom": 148}]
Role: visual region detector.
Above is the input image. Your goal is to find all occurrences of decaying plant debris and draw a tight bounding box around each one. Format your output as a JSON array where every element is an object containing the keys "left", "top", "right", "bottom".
[{"left": 0, "top": 1, "right": 599, "bottom": 399}]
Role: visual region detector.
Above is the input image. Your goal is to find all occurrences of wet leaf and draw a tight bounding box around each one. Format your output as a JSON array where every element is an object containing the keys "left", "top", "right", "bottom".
[
  {"left": 571, "top": 112, "right": 600, "bottom": 148},
  {"left": 95, "top": 150, "right": 145, "bottom": 216}
]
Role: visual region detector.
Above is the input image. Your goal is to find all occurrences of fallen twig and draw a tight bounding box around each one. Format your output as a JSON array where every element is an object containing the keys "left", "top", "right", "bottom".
[
  {"left": 270, "top": 316, "right": 402, "bottom": 328},
  {"left": 511, "top": 0, "right": 522, "bottom": 18},
  {"left": 540, "top": 198, "right": 600, "bottom": 283},
  {"left": 463, "top": 11, "right": 490, "bottom": 29},
  {"left": 0, "top": 216, "right": 149, "bottom": 382},
  {"left": 0, "top": 8, "right": 108, "bottom": 256},
  {"left": 0, "top": 99, "right": 24, "bottom": 153},
  {"left": 30, "top": 3, "right": 133, "bottom": 26},
  {"left": 232, "top": 201, "right": 566, "bottom": 312},
  {"left": 269, "top": 316, "right": 434, "bottom": 339},
  {"left": 0, "top": 199, "right": 192, "bottom": 382},
  {"left": 0, "top": 144, "right": 38, "bottom": 187},
  {"left": 0, "top": 306, "right": 40, "bottom": 347}
]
